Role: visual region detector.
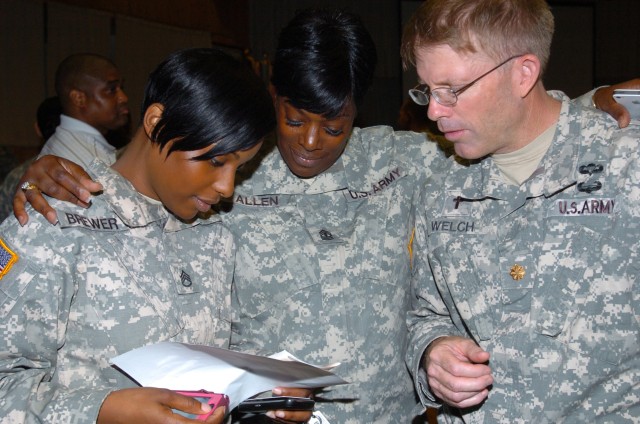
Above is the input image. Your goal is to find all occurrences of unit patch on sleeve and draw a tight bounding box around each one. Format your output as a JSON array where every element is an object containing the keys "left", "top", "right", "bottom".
[{"left": 0, "top": 238, "right": 18, "bottom": 279}]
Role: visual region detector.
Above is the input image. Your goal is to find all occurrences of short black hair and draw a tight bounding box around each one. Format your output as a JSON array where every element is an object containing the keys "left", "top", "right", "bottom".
[
  {"left": 142, "top": 48, "right": 275, "bottom": 160},
  {"left": 54, "top": 53, "right": 116, "bottom": 111},
  {"left": 271, "top": 8, "right": 377, "bottom": 119}
]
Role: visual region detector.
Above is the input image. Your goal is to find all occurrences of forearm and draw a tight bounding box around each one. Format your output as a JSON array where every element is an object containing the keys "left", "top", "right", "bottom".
[
  {"left": 407, "top": 308, "right": 460, "bottom": 407},
  {"left": 406, "top": 211, "right": 460, "bottom": 406},
  {"left": 0, "top": 376, "right": 111, "bottom": 423}
]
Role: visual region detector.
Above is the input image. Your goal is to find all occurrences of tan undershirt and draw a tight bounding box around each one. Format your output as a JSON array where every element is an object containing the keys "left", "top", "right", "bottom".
[{"left": 493, "top": 122, "right": 557, "bottom": 186}]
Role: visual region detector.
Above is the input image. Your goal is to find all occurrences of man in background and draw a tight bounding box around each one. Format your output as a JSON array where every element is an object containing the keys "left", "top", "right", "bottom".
[{"left": 39, "top": 53, "right": 129, "bottom": 166}]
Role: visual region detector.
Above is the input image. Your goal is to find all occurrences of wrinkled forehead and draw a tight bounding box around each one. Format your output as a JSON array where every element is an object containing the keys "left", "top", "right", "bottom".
[{"left": 414, "top": 44, "right": 491, "bottom": 81}]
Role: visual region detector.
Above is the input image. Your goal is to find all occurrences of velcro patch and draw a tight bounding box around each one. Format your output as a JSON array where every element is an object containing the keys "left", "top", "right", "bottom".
[
  {"left": 0, "top": 238, "right": 18, "bottom": 279},
  {"left": 59, "top": 212, "right": 123, "bottom": 232}
]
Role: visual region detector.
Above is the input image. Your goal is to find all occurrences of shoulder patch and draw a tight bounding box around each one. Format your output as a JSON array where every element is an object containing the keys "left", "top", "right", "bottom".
[{"left": 0, "top": 238, "right": 18, "bottom": 279}]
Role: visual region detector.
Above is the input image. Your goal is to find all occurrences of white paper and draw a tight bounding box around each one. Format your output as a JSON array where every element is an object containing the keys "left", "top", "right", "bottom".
[{"left": 109, "top": 341, "right": 348, "bottom": 409}]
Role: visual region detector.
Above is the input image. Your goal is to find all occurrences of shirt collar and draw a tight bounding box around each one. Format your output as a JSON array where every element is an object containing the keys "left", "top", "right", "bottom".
[
  {"left": 87, "top": 160, "right": 220, "bottom": 232},
  {"left": 59, "top": 114, "right": 116, "bottom": 154}
]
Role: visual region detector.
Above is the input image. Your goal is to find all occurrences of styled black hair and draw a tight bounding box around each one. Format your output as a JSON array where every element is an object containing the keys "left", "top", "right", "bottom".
[
  {"left": 142, "top": 48, "right": 275, "bottom": 160},
  {"left": 271, "top": 8, "right": 377, "bottom": 119}
]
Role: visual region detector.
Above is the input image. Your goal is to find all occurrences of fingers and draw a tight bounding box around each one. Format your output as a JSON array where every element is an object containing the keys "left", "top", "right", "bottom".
[
  {"left": 203, "top": 406, "right": 226, "bottom": 424},
  {"left": 594, "top": 79, "right": 640, "bottom": 128},
  {"left": 463, "top": 343, "right": 491, "bottom": 365},
  {"left": 265, "top": 388, "right": 314, "bottom": 422},
  {"left": 12, "top": 155, "right": 103, "bottom": 226},
  {"left": 605, "top": 103, "right": 630, "bottom": 128},
  {"left": 272, "top": 387, "right": 313, "bottom": 398},
  {"left": 12, "top": 189, "right": 33, "bottom": 226},
  {"left": 594, "top": 87, "right": 630, "bottom": 128},
  {"left": 38, "top": 161, "right": 101, "bottom": 205},
  {"left": 170, "top": 393, "right": 214, "bottom": 416},
  {"left": 425, "top": 336, "right": 493, "bottom": 409},
  {"left": 427, "top": 359, "right": 492, "bottom": 407},
  {"left": 58, "top": 158, "right": 104, "bottom": 201},
  {"left": 429, "top": 380, "right": 490, "bottom": 409},
  {"left": 15, "top": 184, "right": 59, "bottom": 225},
  {"left": 265, "top": 409, "right": 313, "bottom": 423}
]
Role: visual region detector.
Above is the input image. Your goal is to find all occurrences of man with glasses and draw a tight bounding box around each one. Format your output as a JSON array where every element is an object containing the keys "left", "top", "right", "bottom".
[{"left": 402, "top": 0, "right": 639, "bottom": 422}]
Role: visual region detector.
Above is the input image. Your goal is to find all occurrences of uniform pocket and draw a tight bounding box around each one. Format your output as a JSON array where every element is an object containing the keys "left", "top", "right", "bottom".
[
  {"left": 0, "top": 256, "right": 39, "bottom": 302},
  {"left": 534, "top": 222, "right": 639, "bottom": 365},
  {"left": 428, "top": 235, "right": 499, "bottom": 341}
]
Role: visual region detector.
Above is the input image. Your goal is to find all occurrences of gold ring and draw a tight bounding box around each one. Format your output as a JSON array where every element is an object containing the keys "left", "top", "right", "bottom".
[{"left": 20, "top": 181, "right": 39, "bottom": 192}]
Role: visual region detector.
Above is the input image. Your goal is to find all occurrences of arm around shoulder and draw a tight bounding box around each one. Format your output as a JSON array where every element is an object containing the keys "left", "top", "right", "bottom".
[{"left": 574, "top": 78, "right": 640, "bottom": 128}]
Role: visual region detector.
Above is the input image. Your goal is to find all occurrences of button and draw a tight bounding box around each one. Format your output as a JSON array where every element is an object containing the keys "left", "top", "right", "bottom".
[{"left": 509, "top": 264, "right": 525, "bottom": 281}]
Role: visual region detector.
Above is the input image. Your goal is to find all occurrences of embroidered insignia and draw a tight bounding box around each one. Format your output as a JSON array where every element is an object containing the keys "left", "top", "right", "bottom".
[
  {"left": 343, "top": 167, "right": 405, "bottom": 201},
  {"left": 551, "top": 197, "right": 615, "bottom": 217},
  {"left": 578, "top": 163, "right": 604, "bottom": 175},
  {"left": 577, "top": 180, "right": 602, "bottom": 193},
  {"left": 180, "top": 270, "right": 193, "bottom": 287},
  {"left": 509, "top": 264, "right": 525, "bottom": 281},
  {"left": 453, "top": 196, "right": 463, "bottom": 209},
  {"left": 0, "top": 238, "right": 18, "bottom": 279},
  {"left": 442, "top": 191, "right": 472, "bottom": 217},
  {"left": 59, "top": 212, "right": 122, "bottom": 232},
  {"left": 577, "top": 162, "right": 604, "bottom": 193},
  {"left": 319, "top": 229, "right": 334, "bottom": 241}
]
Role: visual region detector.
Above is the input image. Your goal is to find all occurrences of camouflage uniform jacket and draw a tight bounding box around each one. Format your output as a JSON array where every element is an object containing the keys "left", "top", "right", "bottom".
[
  {"left": 0, "top": 160, "right": 234, "bottom": 423},
  {"left": 221, "top": 126, "right": 447, "bottom": 423},
  {"left": 407, "top": 95, "right": 640, "bottom": 423}
]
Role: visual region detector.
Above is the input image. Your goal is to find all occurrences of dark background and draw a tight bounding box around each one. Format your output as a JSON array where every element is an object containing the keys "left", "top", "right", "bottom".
[
  {"left": 0, "top": 0, "right": 638, "bottom": 160},
  {"left": 0, "top": 1, "right": 637, "bottom": 421}
]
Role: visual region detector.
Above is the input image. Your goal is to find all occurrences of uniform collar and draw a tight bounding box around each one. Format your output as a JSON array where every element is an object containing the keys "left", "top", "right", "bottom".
[
  {"left": 87, "top": 160, "right": 220, "bottom": 232},
  {"left": 447, "top": 93, "right": 580, "bottom": 201},
  {"left": 235, "top": 136, "right": 349, "bottom": 196},
  {"left": 234, "top": 127, "right": 399, "bottom": 196}
]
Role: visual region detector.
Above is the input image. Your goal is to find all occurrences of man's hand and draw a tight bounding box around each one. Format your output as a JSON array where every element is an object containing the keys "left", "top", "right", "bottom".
[
  {"left": 264, "top": 387, "right": 314, "bottom": 423},
  {"left": 424, "top": 336, "right": 493, "bottom": 409},
  {"left": 97, "top": 387, "right": 225, "bottom": 424},
  {"left": 593, "top": 78, "right": 640, "bottom": 128},
  {"left": 13, "top": 155, "right": 101, "bottom": 226}
]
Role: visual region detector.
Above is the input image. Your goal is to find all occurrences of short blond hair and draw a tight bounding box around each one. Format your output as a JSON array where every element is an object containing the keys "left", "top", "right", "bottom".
[{"left": 401, "top": 0, "right": 554, "bottom": 74}]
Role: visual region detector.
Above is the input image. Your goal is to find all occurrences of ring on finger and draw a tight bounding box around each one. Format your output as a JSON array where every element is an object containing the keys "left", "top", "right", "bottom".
[{"left": 20, "top": 181, "right": 39, "bottom": 192}]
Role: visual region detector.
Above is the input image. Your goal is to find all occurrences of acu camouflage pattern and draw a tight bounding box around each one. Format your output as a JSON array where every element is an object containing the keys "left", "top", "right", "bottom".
[
  {"left": 0, "top": 160, "right": 234, "bottom": 423},
  {"left": 0, "top": 159, "right": 35, "bottom": 221},
  {"left": 220, "top": 126, "right": 447, "bottom": 423},
  {"left": 407, "top": 95, "right": 640, "bottom": 423}
]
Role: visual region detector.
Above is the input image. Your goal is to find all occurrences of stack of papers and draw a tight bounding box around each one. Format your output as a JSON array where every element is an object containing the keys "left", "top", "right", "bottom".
[{"left": 110, "top": 341, "right": 348, "bottom": 409}]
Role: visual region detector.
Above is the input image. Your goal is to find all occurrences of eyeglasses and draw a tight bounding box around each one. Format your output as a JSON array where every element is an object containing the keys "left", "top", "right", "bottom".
[{"left": 408, "top": 55, "right": 523, "bottom": 107}]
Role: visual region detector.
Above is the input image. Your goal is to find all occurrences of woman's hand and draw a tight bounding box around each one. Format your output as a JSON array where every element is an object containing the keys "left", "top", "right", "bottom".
[
  {"left": 97, "top": 387, "right": 226, "bottom": 424},
  {"left": 13, "top": 155, "right": 102, "bottom": 225},
  {"left": 264, "top": 387, "right": 314, "bottom": 423},
  {"left": 593, "top": 78, "right": 640, "bottom": 128}
]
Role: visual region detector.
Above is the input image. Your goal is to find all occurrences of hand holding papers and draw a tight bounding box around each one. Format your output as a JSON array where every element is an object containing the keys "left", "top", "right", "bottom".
[{"left": 110, "top": 341, "right": 347, "bottom": 409}]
